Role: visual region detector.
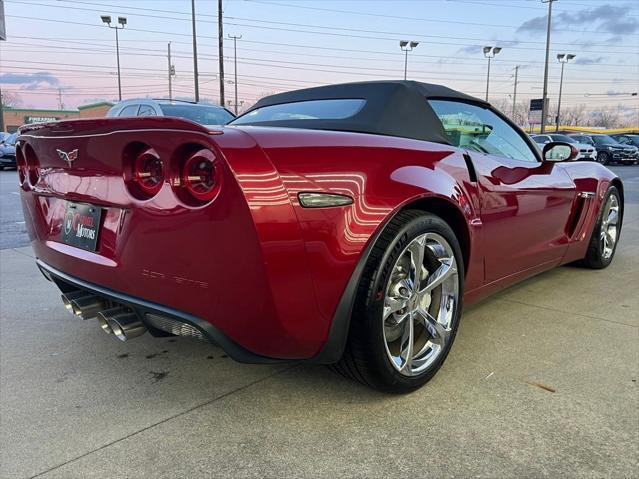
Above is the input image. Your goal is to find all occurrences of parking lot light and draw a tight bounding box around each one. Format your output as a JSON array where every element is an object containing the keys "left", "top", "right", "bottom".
[
  {"left": 100, "top": 14, "right": 127, "bottom": 101},
  {"left": 483, "top": 46, "right": 502, "bottom": 101},
  {"left": 400, "top": 40, "right": 419, "bottom": 81},
  {"left": 556, "top": 53, "right": 576, "bottom": 132}
]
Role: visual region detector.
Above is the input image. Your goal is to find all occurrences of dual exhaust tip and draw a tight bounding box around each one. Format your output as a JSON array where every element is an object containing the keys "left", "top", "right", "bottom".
[{"left": 61, "top": 291, "right": 146, "bottom": 341}]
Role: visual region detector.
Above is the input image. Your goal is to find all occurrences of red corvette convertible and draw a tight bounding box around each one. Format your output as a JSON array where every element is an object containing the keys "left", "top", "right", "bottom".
[{"left": 18, "top": 81, "right": 623, "bottom": 393}]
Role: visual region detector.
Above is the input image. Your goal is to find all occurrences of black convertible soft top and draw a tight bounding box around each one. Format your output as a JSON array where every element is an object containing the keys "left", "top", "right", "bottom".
[{"left": 234, "top": 80, "right": 488, "bottom": 145}]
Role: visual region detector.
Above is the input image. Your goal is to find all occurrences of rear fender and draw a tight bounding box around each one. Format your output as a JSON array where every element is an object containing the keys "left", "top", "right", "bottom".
[
  {"left": 240, "top": 128, "right": 479, "bottom": 361},
  {"left": 559, "top": 162, "right": 623, "bottom": 263}
]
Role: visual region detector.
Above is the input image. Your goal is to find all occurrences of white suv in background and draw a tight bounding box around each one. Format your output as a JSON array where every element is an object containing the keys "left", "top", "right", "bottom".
[{"left": 532, "top": 134, "right": 596, "bottom": 161}]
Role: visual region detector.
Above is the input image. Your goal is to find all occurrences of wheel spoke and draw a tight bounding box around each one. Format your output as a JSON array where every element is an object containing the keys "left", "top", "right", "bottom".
[
  {"left": 607, "top": 208, "right": 619, "bottom": 226},
  {"left": 420, "top": 257, "right": 456, "bottom": 294},
  {"left": 382, "top": 231, "right": 460, "bottom": 377},
  {"left": 415, "top": 308, "right": 450, "bottom": 346},
  {"left": 383, "top": 297, "right": 408, "bottom": 320},
  {"left": 407, "top": 236, "right": 426, "bottom": 292},
  {"left": 399, "top": 314, "right": 414, "bottom": 374}
]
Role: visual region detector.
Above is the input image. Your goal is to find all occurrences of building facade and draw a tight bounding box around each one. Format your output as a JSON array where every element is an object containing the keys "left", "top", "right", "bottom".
[{"left": 2, "top": 102, "right": 113, "bottom": 132}]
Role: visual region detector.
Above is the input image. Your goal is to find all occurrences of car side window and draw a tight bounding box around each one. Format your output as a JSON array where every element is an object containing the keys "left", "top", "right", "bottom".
[
  {"left": 138, "top": 105, "right": 157, "bottom": 117},
  {"left": 118, "top": 105, "right": 140, "bottom": 117},
  {"left": 428, "top": 100, "right": 538, "bottom": 163}
]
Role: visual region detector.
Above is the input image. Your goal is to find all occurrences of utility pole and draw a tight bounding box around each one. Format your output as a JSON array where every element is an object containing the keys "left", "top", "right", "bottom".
[
  {"left": 556, "top": 53, "right": 575, "bottom": 132},
  {"left": 167, "top": 42, "right": 175, "bottom": 100},
  {"left": 0, "top": 87, "right": 4, "bottom": 132},
  {"left": 218, "top": 0, "right": 225, "bottom": 106},
  {"left": 0, "top": 33, "right": 5, "bottom": 132},
  {"left": 540, "top": 0, "right": 556, "bottom": 133},
  {"left": 100, "top": 15, "right": 126, "bottom": 101},
  {"left": 228, "top": 34, "right": 242, "bottom": 115},
  {"left": 512, "top": 65, "right": 519, "bottom": 120},
  {"left": 57, "top": 88, "right": 63, "bottom": 110},
  {"left": 191, "top": 0, "right": 199, "bottom": 101}
]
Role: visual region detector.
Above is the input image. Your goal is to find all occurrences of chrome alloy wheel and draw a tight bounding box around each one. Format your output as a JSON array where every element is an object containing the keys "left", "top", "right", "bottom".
[
  {"left": 382, "top": 233, "right": 459, "bottom": 376},
  {"left": 600, "top": 194, "right": 620, "bottom": 260}
]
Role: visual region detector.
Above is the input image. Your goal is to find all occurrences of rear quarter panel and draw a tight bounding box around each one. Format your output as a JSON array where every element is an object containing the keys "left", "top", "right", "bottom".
[
  {"left": 234, "top": 127, "right": 482, "bottom": 326},
  {"left": 559, "top": 161, "right": 622, "bottom": 263}
]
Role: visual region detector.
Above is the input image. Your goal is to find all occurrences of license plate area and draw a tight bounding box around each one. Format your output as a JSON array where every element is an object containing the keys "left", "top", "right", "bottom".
[{"left": 60, "top": 202, "right": 103, "bottom": 252}]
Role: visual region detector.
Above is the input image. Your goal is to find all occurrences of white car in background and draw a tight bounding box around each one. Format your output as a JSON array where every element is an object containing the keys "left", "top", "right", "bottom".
[{"left": 532, "top": 134, "right": 596, "bottom": 161}]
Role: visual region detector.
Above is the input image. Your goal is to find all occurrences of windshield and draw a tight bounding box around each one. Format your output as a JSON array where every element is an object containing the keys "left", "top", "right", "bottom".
[
  {"left": 591, "top": 135, "right": 619, "bottom": 146},
  {"left": 231, "top": 99, "right": 366, "bottom": 124},
  {"left": 550, "top": 134, "right": 576, "bottom": 143},
  {"left": 621, "top": 135, "right": 639, "bottom": 146},
  {"left": 159, "top": 104, "right": 234, "bottom": 125}
]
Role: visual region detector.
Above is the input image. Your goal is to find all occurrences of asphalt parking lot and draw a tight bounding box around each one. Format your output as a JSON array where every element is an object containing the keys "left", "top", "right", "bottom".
[{"left": 1, "top": 167, "right": 637, "bottom": 478}]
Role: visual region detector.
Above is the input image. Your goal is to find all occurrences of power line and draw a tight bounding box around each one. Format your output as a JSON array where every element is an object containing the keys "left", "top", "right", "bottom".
[
  {"left": 6, "top": 34, "right": 638, "bottom": 70},
  {"left": 4, "top": 57, "right": 634, "bottom": 86},
  {"left": 7, "top": 13, "right": 637, "bottom": 56},
  {"left": 9, "top": 0, "right": 637, "bottom": 48}
]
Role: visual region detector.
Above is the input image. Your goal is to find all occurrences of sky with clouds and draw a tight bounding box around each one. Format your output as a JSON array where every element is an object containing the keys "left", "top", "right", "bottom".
[{"left": 0, "top": 0, "right": 637, "bottom": 117}]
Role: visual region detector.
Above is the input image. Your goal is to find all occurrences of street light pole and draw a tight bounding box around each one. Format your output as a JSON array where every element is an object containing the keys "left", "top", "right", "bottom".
[
  {"left": 228, "top": 34, "right": 242, "bottom": 115},
  {"left": 512, "top": 65, "right": 519, "bottom": 120},
  {"left": 540, "top": 0, "right": 556, "bottom": 133},
  {"left": 114, "top": 26, "right": 121, "bottom": 101},
  {"left": 218, "top": 0, "right": 225, "bottom": 107},
  {"left": 100, "top": 15, "right": 126, "bottom": 101},
  {"left": 555, "top": 53, "right": 575, "bottom": 132},
  {"left": 483, "top": 46, "right": 502, "bottom": 102},
  {"left": 399, "top": 40, "right": 419, "bottom": 80},
  {"left": 191, "top": 0, "right": 199, "bottom": 102}
]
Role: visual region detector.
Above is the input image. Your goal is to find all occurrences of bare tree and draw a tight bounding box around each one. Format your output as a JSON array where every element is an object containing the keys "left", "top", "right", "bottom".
[
  {"left": 560, "top": 104, "right": 587, "bottom": 126},
  {"left": 1, "top": 91, "right": 22, "bottom": 108}
]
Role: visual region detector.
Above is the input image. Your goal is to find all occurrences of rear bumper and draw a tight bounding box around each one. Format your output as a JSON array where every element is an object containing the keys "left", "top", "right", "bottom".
[{"left": 37, "top": 259, "right": 287, "bottom": 364}]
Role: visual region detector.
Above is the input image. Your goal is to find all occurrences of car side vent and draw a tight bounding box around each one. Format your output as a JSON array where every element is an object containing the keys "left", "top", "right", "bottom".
[{"left": 462, "top": 152, "right": 478, "bottom": 183}]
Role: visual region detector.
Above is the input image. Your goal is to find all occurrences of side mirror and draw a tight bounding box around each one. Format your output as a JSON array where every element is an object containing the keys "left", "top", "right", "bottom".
[{"left": 542, "top": 141, "right": 578, "bottom": 162}]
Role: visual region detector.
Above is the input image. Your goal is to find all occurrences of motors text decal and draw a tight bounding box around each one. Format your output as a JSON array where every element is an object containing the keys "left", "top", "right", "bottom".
[
  {"left": 64, "top": 211, "right": 96, "bottom": 240},
  {"left": 60, "top": 202, "right": 102, "bottom": 252}
]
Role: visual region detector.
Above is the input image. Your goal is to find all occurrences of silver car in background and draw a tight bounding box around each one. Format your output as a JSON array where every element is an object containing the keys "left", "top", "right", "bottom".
[
  {"left": 532, "top": 134, "right": 596, "bottom": 161},
  {"left": 107, "top": 99, "right": 235, "bottom": 127}
]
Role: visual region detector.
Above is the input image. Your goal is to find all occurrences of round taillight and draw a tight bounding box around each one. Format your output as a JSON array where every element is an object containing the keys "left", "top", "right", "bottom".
[
  {"left": 16, "top": 145, "right": 27, "bottom": 187},
  {"left": 181, "top": 149, "right": 220, "bottom": 202},
  {"left": 24, "top": 144, "right": 40, "bottom": 188},
  {"left": 133, "top": 148, "right": 164, "bottom": 197}
]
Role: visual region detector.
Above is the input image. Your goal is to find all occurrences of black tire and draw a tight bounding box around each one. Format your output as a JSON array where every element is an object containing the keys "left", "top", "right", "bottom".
[
  {"left": 332, "top": 210, "right": 464, "bottom": 394},
  {"left": 596, "top": 151, "right": 611, "bottom": 165},
  {"left": 0, "top": 166, "right": 4, "bottom": 171},
  {"left": 580, "top": 186, "right": 622, "bottom": 269}
]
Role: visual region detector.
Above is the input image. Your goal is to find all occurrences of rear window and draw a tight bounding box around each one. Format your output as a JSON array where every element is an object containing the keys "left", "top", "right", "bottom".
[
  {"left": 231, "top": 99, "right": 366, "bottom": 125},
  {"left": 591, "top": 135, "right": 618, "bottom": 146},
  {"left": 550, "top": 134, "right": 576, "bottom": 143},
  {"left": 159, "top": 104, "right": 234, "bottom": 125}
]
